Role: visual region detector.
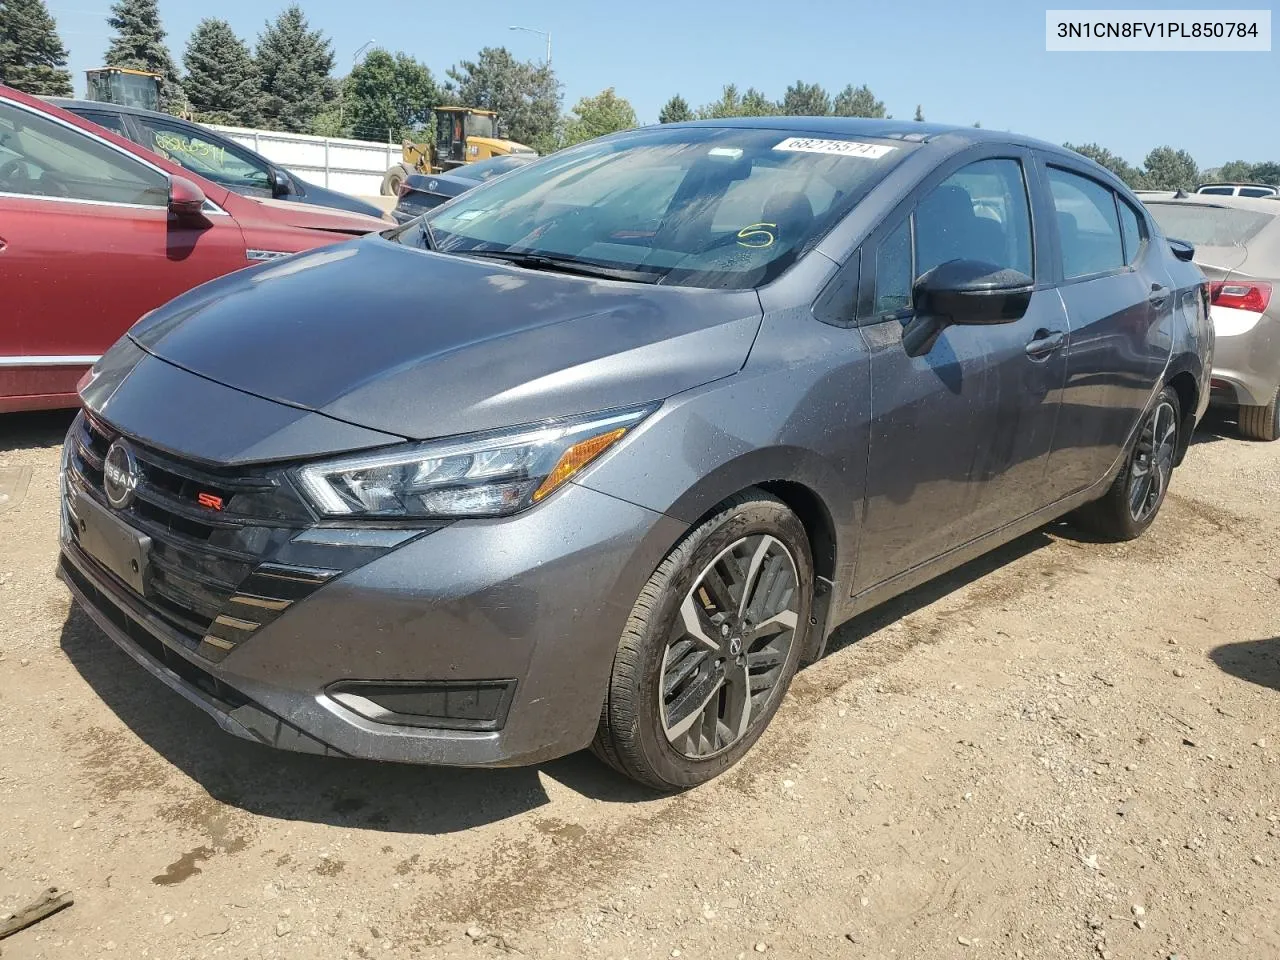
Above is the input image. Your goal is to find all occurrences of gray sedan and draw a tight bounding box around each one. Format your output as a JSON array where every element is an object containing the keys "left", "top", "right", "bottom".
[
  {"left": 1145, "top": 194, "right": 1279, "bottom": 440},
  {"left": 60, "top": 119, "right": 1210, "bottom": 790}
]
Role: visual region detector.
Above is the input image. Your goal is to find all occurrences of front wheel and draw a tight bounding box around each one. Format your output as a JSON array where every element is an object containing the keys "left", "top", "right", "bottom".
[
  {"left": 592, "top": 491, "right": 813, "bottom": 791},
  {"left": 1071, "top": 385, "right": 1181, "bottom": 541}
]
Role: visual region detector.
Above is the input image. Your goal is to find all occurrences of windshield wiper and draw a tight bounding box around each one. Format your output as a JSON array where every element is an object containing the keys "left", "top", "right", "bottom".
[
  {"left": 417, "top": 217, "right": 438, "bottom": 251},
  {"left": 457, "top": 249, "right": 662, "bottom": 284}
]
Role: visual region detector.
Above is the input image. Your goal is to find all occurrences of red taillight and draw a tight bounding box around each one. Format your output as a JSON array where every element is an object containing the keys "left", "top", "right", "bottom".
[{"left": 1210, "top": 280, "right": 1272, "bottom": 313}]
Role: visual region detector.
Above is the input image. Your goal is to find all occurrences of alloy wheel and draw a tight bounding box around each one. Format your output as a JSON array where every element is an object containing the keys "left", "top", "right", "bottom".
[
  {"left": 658, "top": 535, "right": 800, "bottom": 759},
  {"left": 1128, "top": 399, "right": 1177, "bottom": 522}
]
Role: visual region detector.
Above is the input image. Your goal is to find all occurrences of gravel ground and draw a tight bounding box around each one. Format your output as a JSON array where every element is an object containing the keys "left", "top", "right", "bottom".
[{"left": 1, "top": 409, "right": 1276, "bottom": 960}]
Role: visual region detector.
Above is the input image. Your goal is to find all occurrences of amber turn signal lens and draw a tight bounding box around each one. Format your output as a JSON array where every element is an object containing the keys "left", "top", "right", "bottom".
[{"left": 532, "top": 427, "right": 629, "bottom": 502}]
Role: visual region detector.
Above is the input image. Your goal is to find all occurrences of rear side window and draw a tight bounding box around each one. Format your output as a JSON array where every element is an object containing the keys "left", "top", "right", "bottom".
[
  {"left": 77, "top": 110, "right": 128, "bottom": 136},
  {"left": 1117, "top": 198, "right": 1145, "bottom": 264},
  {"left": 1047, "top": 167, "right": 1124, "bottom": 278},
  {"left": 1144, "top": 202, "right": 1276, "bottom": 246},
  {"left": 0, "top": 101, "right": 166, "bottom": 205}
]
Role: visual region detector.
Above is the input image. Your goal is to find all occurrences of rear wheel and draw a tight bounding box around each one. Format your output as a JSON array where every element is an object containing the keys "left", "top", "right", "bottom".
[
  {"left": 592, "top": 491, "right": 813, "bottom": 791},
  {"left": 1072, "top": 386, "right": 1180, "bottom": 541},
  {"left": 1238, "top": 386, "right": 1280, "bottom": 441}
]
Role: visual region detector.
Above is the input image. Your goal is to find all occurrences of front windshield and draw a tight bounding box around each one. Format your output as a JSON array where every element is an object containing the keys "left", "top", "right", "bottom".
[{"left": 406, "top": 126, "right": 915, "bottom": 289}]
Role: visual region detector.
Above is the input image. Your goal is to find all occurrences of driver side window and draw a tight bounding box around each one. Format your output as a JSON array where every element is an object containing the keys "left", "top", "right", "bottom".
[{"left": 0, "top": 102, "right": 167, "bottom": 206}]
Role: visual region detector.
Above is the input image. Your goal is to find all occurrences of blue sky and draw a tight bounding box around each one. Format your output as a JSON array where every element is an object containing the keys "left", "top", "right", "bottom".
[{"left": 48, "top": 0, "right": 1277, "bottom": 167}]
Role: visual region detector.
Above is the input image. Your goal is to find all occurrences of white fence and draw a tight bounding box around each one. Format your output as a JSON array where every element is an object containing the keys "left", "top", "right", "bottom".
[{"left": 207, "top": 124, "right": 399, "bottom": 197}]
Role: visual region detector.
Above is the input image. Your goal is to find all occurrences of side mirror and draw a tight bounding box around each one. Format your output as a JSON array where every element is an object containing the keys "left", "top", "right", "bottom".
[
  {"left": 167, "top": 175, "right": 207, "bottom": 219},
  {"left": 269, "top": 166, "right": 291, "bottom": 198},
  {"left": 1167, "top": 237, "right": 1196, "bottom": 262},
  {"left": 902, "top": 259, "right": 1034, "bottom": 357}
]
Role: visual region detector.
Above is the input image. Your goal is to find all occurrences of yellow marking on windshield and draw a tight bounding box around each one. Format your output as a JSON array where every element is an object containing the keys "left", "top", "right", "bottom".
[{"left": 737, "top": 222, "right": 777, "bottom": 248}]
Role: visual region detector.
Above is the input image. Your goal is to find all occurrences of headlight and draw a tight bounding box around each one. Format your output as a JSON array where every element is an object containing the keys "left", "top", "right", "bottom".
[{"left": 294, "top": 404, "right": 655, "bottom": 519}]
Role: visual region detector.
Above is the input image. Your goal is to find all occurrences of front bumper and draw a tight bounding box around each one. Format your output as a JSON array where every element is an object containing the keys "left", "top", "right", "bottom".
[{"left": 60, "top": 479, "right": 685, "bottom": 767}]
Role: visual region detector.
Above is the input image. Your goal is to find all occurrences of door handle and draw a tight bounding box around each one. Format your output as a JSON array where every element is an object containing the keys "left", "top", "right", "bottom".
[
  {"left": 1149, "top": 283, "right": 1170, "bottom": 307},
  {"left": 1025, "top": 329, "right": 1065, "bottom": 358}
]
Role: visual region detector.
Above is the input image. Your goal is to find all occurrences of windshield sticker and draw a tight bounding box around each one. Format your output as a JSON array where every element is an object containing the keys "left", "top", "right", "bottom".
[
  {"left": 736, "top": 222, "right": 776, "bottom": 248},
  {"left": 773, "top": 137, "right": 896, "bottom": 159},
  {"left": 450, "top": 209, "right": 485, "bottom": 222}
]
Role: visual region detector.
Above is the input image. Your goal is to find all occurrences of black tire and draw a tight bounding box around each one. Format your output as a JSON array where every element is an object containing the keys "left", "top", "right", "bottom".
[
  {"left": 1072, "top": 385, "right": 1181, "bottom": 542},
  {"left": 1238, "top": 386, "right": 1280, "bottom": 442},
  {"left": 591, "top": 490, "right": 813, "bottom": 791}
]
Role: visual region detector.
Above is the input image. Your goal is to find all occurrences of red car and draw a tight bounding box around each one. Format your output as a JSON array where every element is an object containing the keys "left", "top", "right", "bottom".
[{"left": 0, "top": 85, "right": 387, "bottom": 413}]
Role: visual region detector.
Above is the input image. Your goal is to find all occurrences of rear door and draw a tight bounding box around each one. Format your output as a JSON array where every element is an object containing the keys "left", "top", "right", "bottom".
[
  {"left": 853, "top": 149, "right": 1070, "bottom": 592},
  {"left": 1038, "top": 161, "right": 1172, "bottom": 492},
  {"left": 0, "top": 99, "right": 248, "bottom": 409}
]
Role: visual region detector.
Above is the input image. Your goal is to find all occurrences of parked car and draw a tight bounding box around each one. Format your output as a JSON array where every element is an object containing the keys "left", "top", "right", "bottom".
[
  {"left": 1195, "top": 182, "right": 1279, "bottom": 199},
  {"left": 390, "top": 154, "right": 534, "bottom": 223},
  {"left": 1144, "top": 194, "right": 1279, "bottom": 439},
  {"left": 60, "top": 118, "right": 1211, "bottom": 790},
  {"left": 49, "top": 98, "right": 387, "bottom": 220},
  {"left": 0, "top": 85, "right": 387, "bottom": 412}
]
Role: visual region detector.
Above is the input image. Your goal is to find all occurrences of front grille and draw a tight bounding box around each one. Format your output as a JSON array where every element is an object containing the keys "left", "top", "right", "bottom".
[{"left": 64, "top": 412, "right": 322, "bottom": 661}]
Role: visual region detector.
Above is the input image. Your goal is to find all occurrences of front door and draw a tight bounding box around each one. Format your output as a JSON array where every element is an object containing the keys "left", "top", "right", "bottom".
[
  {"left": 0, "top": 99, "right": 246, "bottom": 410},
  {"left": 853, "top": 154, "right": 1070, "bottom": 593}
]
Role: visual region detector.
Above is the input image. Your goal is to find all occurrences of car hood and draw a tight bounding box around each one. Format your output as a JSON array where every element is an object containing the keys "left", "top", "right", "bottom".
[
  {"left": 295, "top": 179, "right": 388, "bottom": 219},
  {"left": 242, "top": 196, "right": 388, "bottom": 233},
  {"left": 129, "top": 235, "right": 763, "bottom": 440}
]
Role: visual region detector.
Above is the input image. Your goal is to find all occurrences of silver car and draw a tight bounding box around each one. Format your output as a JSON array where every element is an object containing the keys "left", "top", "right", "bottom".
[{"left": 1145, "top": 195, "right": 1279, "bottom": 440}]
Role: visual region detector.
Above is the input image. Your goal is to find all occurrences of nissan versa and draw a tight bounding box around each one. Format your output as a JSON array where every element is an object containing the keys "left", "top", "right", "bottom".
[{"left": 59, "top": 119, "right": 1212, "bottom": 790}]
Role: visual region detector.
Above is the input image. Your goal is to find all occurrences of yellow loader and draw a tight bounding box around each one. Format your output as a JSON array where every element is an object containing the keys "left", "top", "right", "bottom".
[{"left": 381, "top": 106, "right": 537, "bottom": 196}]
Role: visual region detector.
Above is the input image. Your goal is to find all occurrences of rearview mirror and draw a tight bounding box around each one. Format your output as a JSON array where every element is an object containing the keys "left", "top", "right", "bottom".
[
  {"left": 167, "top": 175, "right": 207, "bottom": 219},
  {"left": 269, "top": 166, "right": 291, "bottom": 198},
  {"left": 902, "top": 259, "right": 1034, "bottom": 357}
]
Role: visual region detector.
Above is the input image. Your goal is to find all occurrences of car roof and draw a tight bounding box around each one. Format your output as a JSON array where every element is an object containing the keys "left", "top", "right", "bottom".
[
  {"left": 663, "top": 115, "right": 1060, "bottom": 151},
  {"left": 46, "top": 96, "right": 179, "bottom": 122}
]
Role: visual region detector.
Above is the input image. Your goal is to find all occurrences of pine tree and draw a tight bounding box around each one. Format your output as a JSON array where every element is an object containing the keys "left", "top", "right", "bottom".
[
  {"left": 183, "top": 18, "right": 259, "bottom": 126},
  {"left": 255, "top": 6, "right": 336, "bottom": 134},
  {"left": 658, "top": 94, "right": 693, "bottom": 124},
  {"left": 103, "top": 0, "right": 185, "bottom": 113},
  {"left": 0, "top": 0, "right": 72, "bottom": 96}
]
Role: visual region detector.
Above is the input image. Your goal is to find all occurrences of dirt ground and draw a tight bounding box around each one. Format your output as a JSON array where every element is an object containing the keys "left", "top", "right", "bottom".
[{"left": 1, "top": 410, "right": 1277, "bottom": 960}]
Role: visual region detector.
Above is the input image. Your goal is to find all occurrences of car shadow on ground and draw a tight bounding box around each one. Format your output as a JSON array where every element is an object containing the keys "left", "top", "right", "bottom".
[
  {"left": 59, "top": 606, "right": 658, "bottom": 836},
  {"left": 1, "top": 410, "right": 76, "bottom": 453},
  {"left": 1190, "top": 411, "right": 1239, "bottom": 446},
  {"left": 1209, "top": 637, "right": 1280, "bottom": 692},
  {"left": 822, "top": 528, "right": 1058, "bottom": 656}
]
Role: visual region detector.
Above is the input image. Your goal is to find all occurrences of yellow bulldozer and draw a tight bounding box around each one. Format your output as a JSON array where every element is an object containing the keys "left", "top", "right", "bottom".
[
  {"left": 381, "top": 106, "right": 537, "bottom": 195},
  {"left": 85, "top": 67, "right": 162, "bottom": 112}
]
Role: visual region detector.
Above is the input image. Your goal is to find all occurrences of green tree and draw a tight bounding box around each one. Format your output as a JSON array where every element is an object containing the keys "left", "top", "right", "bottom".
[
  {"left": 780, "top": 80, "right": 830, "bottom": 116},
  {"left": 698, "top": 84, "right": 742, "bottom": 119},
  {"left": 562, "top": 87, "right": 636, "bottom": 146},
  {"left": 1251, "top": 161, "right": 1280, "bottom": 185},
  {"left": 255, "top": 5, "right": 336, "bottom": 134},
  {"left": 345, "top": 49, "right": 437, "bottom": 142},
  {"left": 913, "top": 104, "right": 925, "bottom": 122},
  {"left": 1062, "top": 142, "right": 1145, "bottom": 188},
  {"left": 445, "top": 46, "right": 561, "bottom": 155},
  {"left": 182, "top": 18, "right": 259, "bottom": 126},
  {"left": 831, "top": 84, "right": 885, "bottom": 118},
  {"left": 1217, "top": 160, "right": 1254, "bottom": 182},
  {"left": 739, "top": 87, "right": 776, "bottom": 117},
  {"left": 0, "top": 0, "right": 72, "bottom": 95},
  {"left": 658, "top": 93, "right": 693, "bottom": 124},
  {"left": 103, "top": 0, "right": 184, "bottom": 113},
  {"left": 1142, "top": 145, "right": 1198, "bottom": 191}
]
